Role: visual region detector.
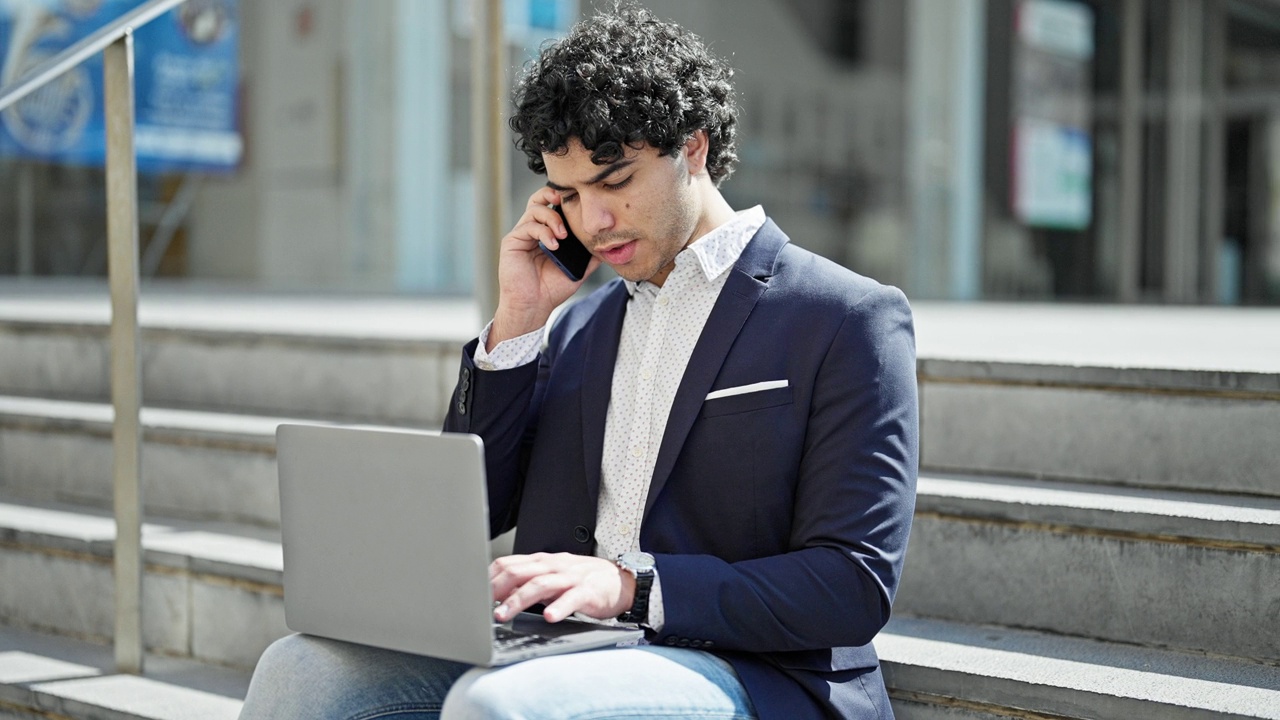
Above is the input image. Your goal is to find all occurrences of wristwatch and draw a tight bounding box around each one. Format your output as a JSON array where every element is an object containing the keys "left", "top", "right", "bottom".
[{"left": 616, "top": 551, "right": 656, "bottom": 624}]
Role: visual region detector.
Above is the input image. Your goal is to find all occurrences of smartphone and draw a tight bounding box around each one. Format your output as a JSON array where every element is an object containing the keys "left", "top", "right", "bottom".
[{"left": 538, "top": 205, "right": 593, "bottom": 282}]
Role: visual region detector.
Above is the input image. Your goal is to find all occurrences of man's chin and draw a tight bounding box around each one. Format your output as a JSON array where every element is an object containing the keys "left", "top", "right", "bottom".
[
  {"left": 611, "top": 266, "right": 650, "bottom": 283},
  {"left": 604, "top": 258, "right": 655, "bottom": 283}
]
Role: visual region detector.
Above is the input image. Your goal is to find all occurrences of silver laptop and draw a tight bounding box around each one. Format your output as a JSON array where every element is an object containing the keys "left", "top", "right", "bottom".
[{"left": 276, "top": 423, "right": 643, "bottom": 666}]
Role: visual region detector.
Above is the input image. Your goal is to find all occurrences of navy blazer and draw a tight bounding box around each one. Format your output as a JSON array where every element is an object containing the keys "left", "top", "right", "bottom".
[{"left": 445, "top": 220, "right": 919, "bottom": 719}]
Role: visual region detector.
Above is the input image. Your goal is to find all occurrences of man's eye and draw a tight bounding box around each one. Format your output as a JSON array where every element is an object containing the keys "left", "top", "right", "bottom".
[
  {"left": 604, "top": 176, "right": 633, "bottom": 191},
  {"left": 559, "top": 194, "right": 578, "bottom": 204}
]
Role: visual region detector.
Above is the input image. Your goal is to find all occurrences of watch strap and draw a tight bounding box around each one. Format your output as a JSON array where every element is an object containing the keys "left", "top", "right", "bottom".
[{"left": 618, "top": 567, "right": 654, "bottom": 624}]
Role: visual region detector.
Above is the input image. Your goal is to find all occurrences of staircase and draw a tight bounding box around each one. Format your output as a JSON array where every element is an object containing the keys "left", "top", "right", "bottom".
[
  {"left": 881, "top": 303, "right": 1280, "bottom": 719},
  {"left": 0, "top": 285, "right": 475, "bottom": 719},
  {"left": 0, "top": 289, "right": 1277, "bottom": 719}
]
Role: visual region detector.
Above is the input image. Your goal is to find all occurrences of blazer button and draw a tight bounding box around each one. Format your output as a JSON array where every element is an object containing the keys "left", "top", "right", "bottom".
[
  {"left": 456, "top": 401, "right": 466, "bottom": 415},
  {"left": 702, "top": 640, "right": 714, "bottom": 648},
  {"left": 573, "top": 526, "right": 592, "bottom": 543},
  {"left": 690, "top": 640, "right": 703, "bottom": 648},
  {"left": 677, "top": 638, "right": 691, "bottom": 647},
  {"left": 664, "top": 637, "right": 678, "bottom": 646}
]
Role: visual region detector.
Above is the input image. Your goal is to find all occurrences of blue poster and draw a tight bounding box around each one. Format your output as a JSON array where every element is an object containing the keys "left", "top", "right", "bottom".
[{"left": 0, "top": 0, "right": 240, "bottom": 173}]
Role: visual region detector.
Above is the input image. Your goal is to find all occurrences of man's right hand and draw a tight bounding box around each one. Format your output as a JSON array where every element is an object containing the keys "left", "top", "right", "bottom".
[{"left": 488, "top": 187, "right": 599, "bottom": 351}]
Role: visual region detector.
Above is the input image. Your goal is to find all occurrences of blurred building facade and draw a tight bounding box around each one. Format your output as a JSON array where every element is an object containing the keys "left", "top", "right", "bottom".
[{"left": 1, "top": 0, "right": 1279, "bottom": 305}]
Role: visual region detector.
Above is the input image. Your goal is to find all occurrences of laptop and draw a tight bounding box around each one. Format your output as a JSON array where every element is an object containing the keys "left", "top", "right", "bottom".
[{"left": 276, "top": 423, "right": 643, "bottom": 666}]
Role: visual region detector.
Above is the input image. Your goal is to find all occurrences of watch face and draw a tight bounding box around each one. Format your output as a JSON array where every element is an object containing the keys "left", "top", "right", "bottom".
[{"left": 619, "top": 551, "right": 656, "bottom": 572}]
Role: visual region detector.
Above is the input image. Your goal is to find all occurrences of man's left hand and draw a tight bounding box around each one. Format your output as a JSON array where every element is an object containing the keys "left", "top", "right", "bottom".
[{"left": 489, "top": 553, "right": 635, "bottom": 623}]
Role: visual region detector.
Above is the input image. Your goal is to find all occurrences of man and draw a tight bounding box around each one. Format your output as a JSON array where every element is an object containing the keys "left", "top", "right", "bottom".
[{"left": 240, "top": 5, "right": 917, "bottom": 719}]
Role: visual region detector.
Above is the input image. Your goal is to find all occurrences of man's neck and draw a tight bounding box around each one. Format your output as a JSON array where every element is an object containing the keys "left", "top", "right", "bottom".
[
  {"left": 647, "top": 185, "right": 738, "bottom": 288},
  {"left": 686, "top": 186, "right": 738, "bottom": 247}
]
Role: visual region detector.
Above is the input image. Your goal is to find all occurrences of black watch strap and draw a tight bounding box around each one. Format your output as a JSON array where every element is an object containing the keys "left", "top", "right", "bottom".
[{"left": 618, "top": 568, "right": 654, "bottom": 624}]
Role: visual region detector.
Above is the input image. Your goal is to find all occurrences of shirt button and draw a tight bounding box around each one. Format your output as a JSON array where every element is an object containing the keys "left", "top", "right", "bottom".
[
  {"left": 630, "top": 446, "right": 643, "bottom": 459},
  {"left": 657, "top": 295, "right": 669, "bottom": 306},
  {"left": 641, "top": 368, "right": 653, "bottom": 381},
  {"left": 618, "top": 524, "right": 631, "bottom": 536}
]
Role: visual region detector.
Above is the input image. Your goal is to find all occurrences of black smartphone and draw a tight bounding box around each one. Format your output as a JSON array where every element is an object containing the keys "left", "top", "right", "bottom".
[{"left": 538, "top": 205, "right": 593, "bottom": 282}]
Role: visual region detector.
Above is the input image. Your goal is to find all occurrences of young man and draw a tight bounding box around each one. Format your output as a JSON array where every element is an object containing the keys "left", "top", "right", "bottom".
[{"left": 240, "top": 6, "right": 917, "bottom": 719}]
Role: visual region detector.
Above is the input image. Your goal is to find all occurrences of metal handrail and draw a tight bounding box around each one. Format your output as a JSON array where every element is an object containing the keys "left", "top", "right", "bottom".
[
  {"left": 0, "top": 0, "right": 193, "bottom": 675},
  {"left": 0, "top": 0, "right": 185, "bottom": 112}
]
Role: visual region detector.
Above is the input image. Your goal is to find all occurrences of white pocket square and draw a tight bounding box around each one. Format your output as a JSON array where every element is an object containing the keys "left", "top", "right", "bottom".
[{"left": 705, "top": 379, "right": 789, "bottom": 401}]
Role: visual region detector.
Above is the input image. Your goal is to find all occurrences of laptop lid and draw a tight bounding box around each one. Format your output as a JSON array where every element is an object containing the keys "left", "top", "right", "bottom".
[
  {"left": 276, "top": 424, "right": 642, "bottom": 667},
  {"left": 277, "top": 424, "right": 497, "bottom": 664}
]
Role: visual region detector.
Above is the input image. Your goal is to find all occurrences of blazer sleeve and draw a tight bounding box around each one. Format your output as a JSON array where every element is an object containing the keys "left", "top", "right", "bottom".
[
  {"left": 442, "top": 303, "right": 580, "bottom": 539},
  {"left": 442, "top": 338, "right": 547, "bottom": 539},
  {"left": 651, "top": 286, "right": 919, "bottom": 652}
]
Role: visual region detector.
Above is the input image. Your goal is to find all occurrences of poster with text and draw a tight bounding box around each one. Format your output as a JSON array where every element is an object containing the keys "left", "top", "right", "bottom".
[{"left": 0, "top": 0, "right": 241, "bottom": 173}]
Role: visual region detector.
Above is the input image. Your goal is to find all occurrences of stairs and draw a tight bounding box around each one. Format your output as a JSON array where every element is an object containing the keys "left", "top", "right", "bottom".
[
  {"left": 0, "top": 287, "right": 474, "bottom": 719},
  {"left": 883, "top": 303, "right": 1280, "bottom": 719},
  {"left": 0, "top": 623, "right": 247, "bottom": 720},
  {"left": 0, "top": 289, "right": 1278, "bottom": 719}
]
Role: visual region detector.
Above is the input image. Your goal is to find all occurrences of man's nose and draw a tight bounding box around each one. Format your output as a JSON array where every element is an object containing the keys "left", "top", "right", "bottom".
[{"left": 579, "top": 195, "right": 615, "bottom": 238}]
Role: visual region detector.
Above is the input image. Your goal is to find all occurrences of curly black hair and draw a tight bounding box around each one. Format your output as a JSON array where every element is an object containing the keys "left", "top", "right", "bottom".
[{"left": 509, "top": 4, "right": 739, "bottom": 186}]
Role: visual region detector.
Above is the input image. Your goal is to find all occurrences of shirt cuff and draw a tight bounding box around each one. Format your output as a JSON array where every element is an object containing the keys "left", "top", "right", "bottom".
[
  {"left": 473, "top": 321, "right": 543, "bottom": 370},
  {"left": 644, "top": 569, "right": 665, "bottom": 633}
]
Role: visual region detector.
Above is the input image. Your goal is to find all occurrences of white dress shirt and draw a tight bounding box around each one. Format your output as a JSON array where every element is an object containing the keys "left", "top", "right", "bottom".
[{"left": 474, "top": 205, "right": 766, "bottom": 631}]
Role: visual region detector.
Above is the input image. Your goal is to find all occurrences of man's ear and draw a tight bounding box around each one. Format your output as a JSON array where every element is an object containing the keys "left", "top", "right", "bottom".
[{"left": 683, "top": 130, "right": 710, "bottom": 176}]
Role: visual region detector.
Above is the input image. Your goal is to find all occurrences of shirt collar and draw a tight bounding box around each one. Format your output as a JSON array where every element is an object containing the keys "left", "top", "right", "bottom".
[{"left": 624, "top": 205, "right": 766, "bottom": 296}]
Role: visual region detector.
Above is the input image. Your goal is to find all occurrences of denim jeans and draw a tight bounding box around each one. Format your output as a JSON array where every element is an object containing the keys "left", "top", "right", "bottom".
[{"left": 239, "top": 633, "right": 758, "bottom": 720}]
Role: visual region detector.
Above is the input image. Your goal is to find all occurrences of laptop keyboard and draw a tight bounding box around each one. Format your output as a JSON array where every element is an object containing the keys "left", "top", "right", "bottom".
[{"left": 493, "top": 625, "right": 568, "bottom": 651}]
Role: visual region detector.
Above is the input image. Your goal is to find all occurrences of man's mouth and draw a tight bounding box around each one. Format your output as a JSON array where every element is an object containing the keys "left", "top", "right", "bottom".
[{"left": 596, "top": 239, "right": 638, "bottom": 265}]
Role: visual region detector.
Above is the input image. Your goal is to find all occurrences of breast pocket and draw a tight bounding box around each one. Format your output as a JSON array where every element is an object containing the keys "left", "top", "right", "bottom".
[{"left": 700, "top": 385, "right": 794, "bottom": 418}]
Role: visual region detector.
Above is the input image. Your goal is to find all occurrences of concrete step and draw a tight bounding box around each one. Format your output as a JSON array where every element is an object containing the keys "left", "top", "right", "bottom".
[
  {"left": 0, "top": 495, "right": 287, "bottom": 670},
  {"left": 879, "top": 616, "right": 1280, "bottom": 720},
  {"left": 918, "top": 359, "right": 1280, "bottom": 498},
  {"left": 0, "top": 396, "right": 293, "bottom": 527},
  {"left": 0, "top": 395, "right": 428, "bottom": 528},
  {"left": 5, "top": 618, "right": 1275, "bottom": 720},
  {"left": 0, "top": 289, "right": 477, "bottom": 426},
  {"left": 897, "top": 472, "right": 1280, "bottom": 662},
  {"left": 0, "top": 624, "right": 246, "bottom": 719},
  {"left": 0, "top": 492, "right": 514, "bottom": 673},
  {"left": 913, "top": 304, "right": 1280, "bottom": 498}
]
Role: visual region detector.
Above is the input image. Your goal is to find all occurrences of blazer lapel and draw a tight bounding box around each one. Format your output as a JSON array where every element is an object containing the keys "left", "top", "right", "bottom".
[
  {"left": 643, "top": 221, "right": 789, "bottom": 518},
  {"left": 579, "top": 282, "right": 629, "bottom": 506}
]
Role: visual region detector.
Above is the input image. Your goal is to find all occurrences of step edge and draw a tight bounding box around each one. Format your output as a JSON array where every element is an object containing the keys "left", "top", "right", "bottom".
[
  {"left": 0, "top": 395, "right": 430, "bottom": 447},
  {"left": 916, "top": 474, "right": 1280, "bottom": 549},
  {"left": 918, "top": 358, "right": 1280, "bottom": 396},
  {"left": 0, "top": 624, "right": 246, "bottom": 720},
  {"left": 878, "top": 618, "right": 1280, "bottom": 720},
  {"left": 0, "top": 498, "right": 282, "bottom": 587}
]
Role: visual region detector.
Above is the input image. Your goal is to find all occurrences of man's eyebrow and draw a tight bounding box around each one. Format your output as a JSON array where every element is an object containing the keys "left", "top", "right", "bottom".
[{"left": 546, "top": 159, "right": 635, "bottom": 191}]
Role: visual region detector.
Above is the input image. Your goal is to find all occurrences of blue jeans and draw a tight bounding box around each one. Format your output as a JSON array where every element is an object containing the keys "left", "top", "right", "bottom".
[{"left": 239, "top": 634, "right": 758, "bottom": 720}]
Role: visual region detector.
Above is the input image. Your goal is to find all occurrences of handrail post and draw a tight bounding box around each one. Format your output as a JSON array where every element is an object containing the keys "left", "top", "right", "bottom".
[
  {"left": 104, "top": 32, "right": 144, "bottom": 675},
  {"left": 471, "top": 0, "right": 507, "bottom": 323}
]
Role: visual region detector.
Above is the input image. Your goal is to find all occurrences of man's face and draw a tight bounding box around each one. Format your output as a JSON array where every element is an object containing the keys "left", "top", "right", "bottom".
[{"left": 543, "top": 138, "right": 700, "bottom": 287}]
